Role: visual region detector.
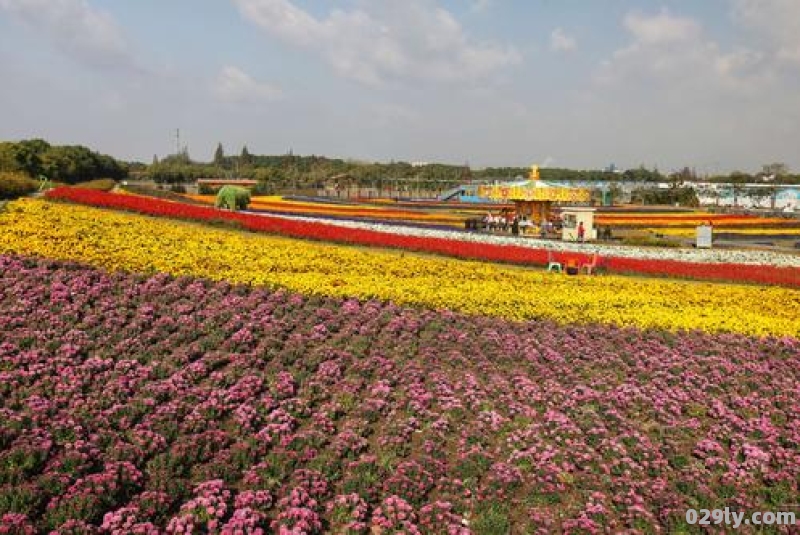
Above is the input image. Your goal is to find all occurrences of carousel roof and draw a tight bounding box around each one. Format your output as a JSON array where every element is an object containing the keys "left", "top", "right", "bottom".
[{"left": 477, "top": 180, "right": 591, "bottom": 203}]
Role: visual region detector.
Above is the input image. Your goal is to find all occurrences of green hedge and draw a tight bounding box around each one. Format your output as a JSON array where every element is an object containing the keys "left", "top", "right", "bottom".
[
  {"left": 215, "top": 185, "right": 250, "bottom": 210},
  {"left": 0, "top": 172, "right": 38, "bottom": 199}
]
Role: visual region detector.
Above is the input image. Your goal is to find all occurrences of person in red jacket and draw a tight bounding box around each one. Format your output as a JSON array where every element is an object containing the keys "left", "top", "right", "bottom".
[{"left": 577, "top": 221, "right": 586, "bottom": 242}]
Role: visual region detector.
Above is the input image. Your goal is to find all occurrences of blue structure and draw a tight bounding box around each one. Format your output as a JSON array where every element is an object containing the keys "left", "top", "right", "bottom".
[{"left": 438, "top": 183, "right": 500, "bottom": 203}]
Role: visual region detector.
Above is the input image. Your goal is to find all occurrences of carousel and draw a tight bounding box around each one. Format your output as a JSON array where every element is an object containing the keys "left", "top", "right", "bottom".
[{"left": 476, "top": 165, "right": 592, "bottom": 226}]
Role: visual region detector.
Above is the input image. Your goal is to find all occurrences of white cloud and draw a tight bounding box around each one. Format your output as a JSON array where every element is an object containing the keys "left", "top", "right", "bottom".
[
  {"left": 732, "top": 0, "right": 800, "bottom": 64},
  {"left": 597, "top": 8, "right": 766, "bottom": 95},
  {"left": 0, "top": 0, "right": 134, "bottom": 70},
  {"left": 213, "top": 66, "right": 282, "bottom": 104},
  {"left": 579, "top": 5, "right": 800, "bottom": 173},
  {"left": 231, "top": 0, "right": 520, "bottom": 85},
  {"left": 622, "top": 9, "right": 701, "bottom": 45},
  {"left": 550, "top": 27, "right": 576, "bottom": 52}
]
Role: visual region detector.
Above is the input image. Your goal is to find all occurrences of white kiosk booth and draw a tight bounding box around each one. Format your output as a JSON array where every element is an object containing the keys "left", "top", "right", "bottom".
[
  {"left": 561, "top": 207, "right": 597, "bottom": 242},
  {"left": 696, "top": 224, "right": 713, "bottom": 248}
]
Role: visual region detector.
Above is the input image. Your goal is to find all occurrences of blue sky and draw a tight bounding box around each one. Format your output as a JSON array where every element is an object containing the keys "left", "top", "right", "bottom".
[{"left": 1, "top": 0, "right": 799, "bottom": 173}]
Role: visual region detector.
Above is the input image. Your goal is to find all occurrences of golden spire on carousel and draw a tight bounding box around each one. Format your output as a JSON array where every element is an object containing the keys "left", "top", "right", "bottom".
[{"left": 529, "top": 164, "right": 540, "bottom": 181}]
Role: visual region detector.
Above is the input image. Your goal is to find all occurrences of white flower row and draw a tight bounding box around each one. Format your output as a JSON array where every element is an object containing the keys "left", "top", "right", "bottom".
[{"left": 244, "top": 210, "right": 800, "bottom": 268}]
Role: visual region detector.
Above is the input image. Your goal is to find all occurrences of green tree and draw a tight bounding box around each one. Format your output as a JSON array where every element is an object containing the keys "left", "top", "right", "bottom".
[
  {"left": 622, "top": 165, "right": 663, "bottom": 182},
  {"left": 240, "top": 145, "right": 253, "bottom": 166},
  {"left": 729, "top": 171, "right": 751, "bottom": 207},
  {"left": 0, "top": 171, "right": 38, "bottom": 199},
  {"left": 0, "top": 140, "right": 125, "bottom": 183},
  {"left": 9, "top": 139, "right": 51, "bottom": 176},
  {"left": 761, "top": 163, "right": 788, "bottom": 181},
  {"left": 213, "top": 143, "right": 225, "bottom": 166},
  {"left": 0, "top": 143, "right": 16, "bottom": 171},
  {"left": 460, "top": 163, "right": 472, "bottom": 181},
  {"left": 608, "top": 183, "right": 623, "bottom": 205},
  {"left": 161, "top": 148, "right": 191, "bottom": 166}
]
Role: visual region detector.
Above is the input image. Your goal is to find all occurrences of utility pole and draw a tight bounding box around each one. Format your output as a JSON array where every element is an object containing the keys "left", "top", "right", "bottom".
[{"left": 176, "top": 129, "right": 181, "bottom": 157}]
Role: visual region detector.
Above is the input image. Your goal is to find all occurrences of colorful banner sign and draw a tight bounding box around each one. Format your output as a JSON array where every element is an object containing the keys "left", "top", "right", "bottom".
[{"left": 477, "top": 184, "right": 591, "bottom": 202}]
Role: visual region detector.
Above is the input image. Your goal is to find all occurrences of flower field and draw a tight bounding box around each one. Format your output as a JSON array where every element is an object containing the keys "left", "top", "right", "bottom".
[
  {"left": 190, "top": 195, "right": 800, "bottom": 234},
  {"left": 595, "top": 211, "right": 800, "bottom": 229},
  {"left": 42, "top": 188, "right": 800, "bottom": 287},
  {"left": 242, "top": 211, "right": 800, "bottom": 269},
  {"left": 656, "top": 227, "right": 800, "bottom": 238},
  {"left": 187, "top": 195, "right": 470, "bottom": 227},
  {"left": 1, "top": 191, "right": 799, "bottom": 533},
  {"left": 1, "top": 255, "right": 798, "bottom": 533},
  {"left": 2, "top": 198, "right": 799, "bottom": 336},
  {"left": 596, "top": 210, "right": 800, "bottom": 246}
]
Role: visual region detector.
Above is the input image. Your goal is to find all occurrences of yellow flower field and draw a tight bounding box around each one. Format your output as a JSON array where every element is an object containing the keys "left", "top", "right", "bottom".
[
  {"left": 2, "top": 198, "right": 798, "bottom": 337},
  {"left": 655, "top": 227, "right": 800, "bottom": 237},
  {"left": 186, "top": 194, "right": 467, "bottom": 225}
]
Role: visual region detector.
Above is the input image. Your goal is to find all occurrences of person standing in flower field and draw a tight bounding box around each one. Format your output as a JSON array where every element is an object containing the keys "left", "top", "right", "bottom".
[{"left": 577, "top": 221, "right": 586, "bottom": 242}]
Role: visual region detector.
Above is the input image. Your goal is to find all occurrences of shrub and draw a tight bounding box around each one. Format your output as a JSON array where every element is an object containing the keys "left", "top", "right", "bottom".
[
  {"left": 0, "top": 172, "right": 38, "bottom": 199},
  {"left": 252, "top": 181, "right": 274, "bottom": 196},
  {"left": 215, "top": 186, "right": 250, "bottom": 211},
  {"left": 170, "top": 184, "right": 187, "bottom": 194},
  {"left": 198, "top": 184, "right": 216, "bottom": 195}
]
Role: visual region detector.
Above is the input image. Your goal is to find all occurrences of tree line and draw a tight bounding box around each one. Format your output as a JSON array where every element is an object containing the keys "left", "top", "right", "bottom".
[
  {"left": 3, "top": 138, "right": 797, "bottom": 193},
  {"left": 0, "top": 139, "right": 128, "bottom": 184},
  {"left": 145, "top": 144, "right": 800, "bottom": 188}
]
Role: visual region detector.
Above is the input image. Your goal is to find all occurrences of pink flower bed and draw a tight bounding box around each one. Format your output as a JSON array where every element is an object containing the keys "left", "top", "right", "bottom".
[{"left": 0, "top": 255, "right": 797, "bottom": 533}]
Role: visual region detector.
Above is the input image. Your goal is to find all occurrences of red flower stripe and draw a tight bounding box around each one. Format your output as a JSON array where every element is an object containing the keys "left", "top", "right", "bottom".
[{"left": 45, "top": 188, "right": 800, "bottom": 287}]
